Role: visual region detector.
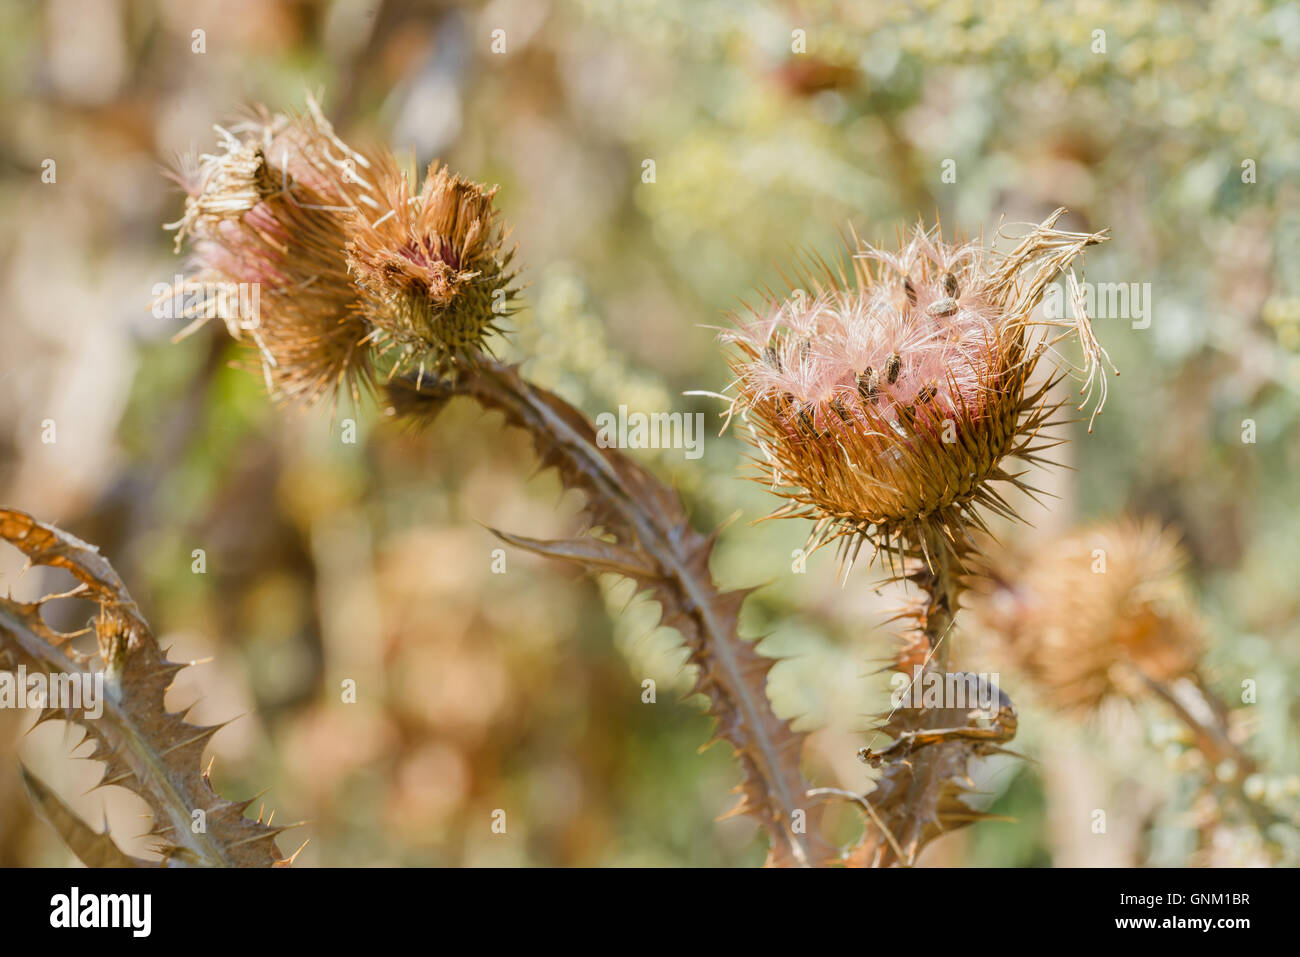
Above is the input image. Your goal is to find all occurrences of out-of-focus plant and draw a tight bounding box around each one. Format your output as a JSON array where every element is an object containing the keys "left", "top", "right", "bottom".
[{"left": 971, "top": 517, "right": 1299, "bottom": 864}]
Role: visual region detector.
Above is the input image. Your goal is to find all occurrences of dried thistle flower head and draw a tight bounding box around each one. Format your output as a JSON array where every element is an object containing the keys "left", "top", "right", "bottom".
[
  {"left": 161, "top": 96, "right": 518, "bottom": 404},
  {"left": 162, "top": 96, "right": 381, "bottom": 404},
  {"left": 345, "top": 155, "right": 519, "bottom": 376},
  {"left": 974, "top": 517, "right": 1204, "bottom": 714},
  {"left": 721, "top": 209, "right": 1113, "bottom": 569}
]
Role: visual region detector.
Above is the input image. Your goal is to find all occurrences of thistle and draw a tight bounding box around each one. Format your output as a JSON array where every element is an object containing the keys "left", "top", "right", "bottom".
[
  {"left": 162, "top": 95, "right": 518, "bottom": 404},
  {"left": 723, "top": 210, "right": 1115, "bottom": 865},
  {"left": 722, "top": 209, "right": 1113, "bottom": 573},
  {"left": 972, "top": 517, "right": 1288, "bottom": 852}
]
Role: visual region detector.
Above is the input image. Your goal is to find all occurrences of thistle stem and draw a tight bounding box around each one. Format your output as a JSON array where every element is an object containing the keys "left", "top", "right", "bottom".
[
  {"left": 856, "top": 528, "right": 972, "bottom": 867},
  {"left": 892, "top": 529, "right": 965, "bottom": 860},
  {"left": 389, "top": 362, "right": 834, "bottom": 866},
  {"left": 918, "top": 528, "right": 963, "bottom": 667}
]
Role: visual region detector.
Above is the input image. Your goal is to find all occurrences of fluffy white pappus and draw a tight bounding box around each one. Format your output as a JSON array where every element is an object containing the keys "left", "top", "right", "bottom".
[{"left": 734, "top": 270, "right": 1002, "bottom": 431}]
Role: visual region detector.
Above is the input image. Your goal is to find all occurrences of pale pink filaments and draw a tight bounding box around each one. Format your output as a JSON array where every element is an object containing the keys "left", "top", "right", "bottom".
[
  {"left": 398, "top": 237, "right": 462, "bottom": 273},
  {"left": 733, "top": 248, "right": 999, "bottom": 438}
]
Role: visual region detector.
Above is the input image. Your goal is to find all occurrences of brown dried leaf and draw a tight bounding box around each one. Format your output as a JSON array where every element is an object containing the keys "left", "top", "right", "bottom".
[{"left": 850, "top": 677, "right": 1019, "bottom": 866}]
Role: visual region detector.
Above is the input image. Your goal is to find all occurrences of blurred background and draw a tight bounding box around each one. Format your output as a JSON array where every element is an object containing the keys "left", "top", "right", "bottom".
[{"left": 1, "top": 0, "right": 1298, "bottom": 866}]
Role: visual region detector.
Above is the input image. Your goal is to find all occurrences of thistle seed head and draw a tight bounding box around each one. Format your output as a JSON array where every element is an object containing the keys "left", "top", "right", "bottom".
[
  {"left": 721, "top": 209, "right": 1111, "bottom": 570},
  {"left": 163, "top": 98, "right": 380, "bottom": 405}
]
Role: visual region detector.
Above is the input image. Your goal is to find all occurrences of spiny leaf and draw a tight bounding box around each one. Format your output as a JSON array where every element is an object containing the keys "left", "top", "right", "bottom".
[
  {"left": 0, "top": 508, "right": 292, "bottom": 867},
  {"left": 20, "top": 764, "right": 152, "bottom": 868}
]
